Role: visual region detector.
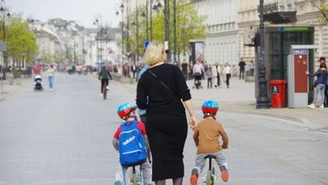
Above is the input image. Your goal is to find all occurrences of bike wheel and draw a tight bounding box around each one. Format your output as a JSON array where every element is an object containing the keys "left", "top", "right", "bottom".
[
  {"left": 132, "top": 172, "right": 137, "bottom": 185},
  {"left": 103, "top": 90, "right": 107, "bottom": 99},
  {"left": 102, "top": 85, "right": 107, "bottom": 99},
  {"left": 210, "top": 167, "right": 216, "bottom": 185},
  {"left": 206, "top": 170, "right": 212, "bottom": 185}
]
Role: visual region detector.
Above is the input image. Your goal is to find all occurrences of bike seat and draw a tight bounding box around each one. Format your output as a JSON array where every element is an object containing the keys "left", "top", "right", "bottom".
[{"left": 205, "top": 155, "right": 217, "bottom": 159}]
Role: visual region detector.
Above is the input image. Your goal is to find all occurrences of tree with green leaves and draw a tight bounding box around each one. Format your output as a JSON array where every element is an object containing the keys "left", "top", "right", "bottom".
[
  {"left": 124, "top": 6, "right": 148, "bottom": 62},
  {"left": 2, "top": 13, "right": 37, "bottom": 65},
  {"left": 40, "top": 52, "right": 54, "bottom": 64},
  {"left": 152, "top": 0, "right": 208, "bottom": 55},
  {"left": 306, "top": 0, "right": 328, "bottom": 24},
  {"left": 125, "top": 0, "right": 207, "bottom": 62}
]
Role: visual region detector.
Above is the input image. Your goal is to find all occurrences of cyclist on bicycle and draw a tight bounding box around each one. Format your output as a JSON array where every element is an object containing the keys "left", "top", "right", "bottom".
[
  {"left": 98, "top": 66, "right": 112, "bottom": 96},
  {"left": 190, "top": 100, "right": 229, "bottom": 185},
  {"left": 112, "top": 103, "right": 152, "bottom": 185}
]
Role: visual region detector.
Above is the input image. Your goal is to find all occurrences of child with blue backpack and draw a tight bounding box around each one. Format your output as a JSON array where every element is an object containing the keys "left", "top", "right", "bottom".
[
  {"left": 112, "top": 103, "right": 152, "bottom": 185},
  {"left": 190, "top": 100, "right": 229, "bottom": 185}
]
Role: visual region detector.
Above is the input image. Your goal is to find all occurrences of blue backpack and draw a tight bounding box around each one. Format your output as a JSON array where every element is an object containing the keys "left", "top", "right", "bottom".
[{"left": 118, "top": 120, "right": 147, "bottom": 166}]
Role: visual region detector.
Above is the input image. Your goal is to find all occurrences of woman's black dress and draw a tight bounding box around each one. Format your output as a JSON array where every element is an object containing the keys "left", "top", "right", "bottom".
[{"left": 136, "top": 64, "right": 191, "bottom": 181}]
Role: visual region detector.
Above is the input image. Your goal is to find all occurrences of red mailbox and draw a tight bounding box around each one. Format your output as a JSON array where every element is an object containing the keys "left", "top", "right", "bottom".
[{"left": 269, "top": 80, "right": 287, "bottom": 108}]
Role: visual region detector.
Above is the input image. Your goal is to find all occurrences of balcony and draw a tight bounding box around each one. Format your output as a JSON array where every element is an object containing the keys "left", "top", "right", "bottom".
[{"left": 258, "top": 0, "right": 297, "bottom": 24}]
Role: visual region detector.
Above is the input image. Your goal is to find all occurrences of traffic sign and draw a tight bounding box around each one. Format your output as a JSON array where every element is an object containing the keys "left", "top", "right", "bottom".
[{"left": 144, "top": 41, "right": 151, "bottom": 49}]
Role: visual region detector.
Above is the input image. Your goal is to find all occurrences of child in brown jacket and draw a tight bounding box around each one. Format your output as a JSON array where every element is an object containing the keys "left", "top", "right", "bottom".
[{"left": 190, "top": 100, "right": 229, "bottom": 185}]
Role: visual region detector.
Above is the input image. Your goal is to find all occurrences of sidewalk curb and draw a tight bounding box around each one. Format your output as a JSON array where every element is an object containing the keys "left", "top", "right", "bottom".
[
  {"left": 0, "top": 78, "right": 31, "bottom": 102},
  {"left": 0, "top": 92, "right": 15, "bottom": 101},
  {"left": 104, "top": 78, "right": 327, "bottom": 131},
  {"left": 219, "top": 108, "right": 322, "bottom": 130}
]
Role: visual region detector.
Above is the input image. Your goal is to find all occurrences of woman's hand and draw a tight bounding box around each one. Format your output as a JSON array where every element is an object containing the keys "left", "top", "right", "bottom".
[
  {"left": 305, "top": 71, "right": 309, "bottom": 75},
  {"left": 189, "top": 115, "right": 197, "bottom": 131}
]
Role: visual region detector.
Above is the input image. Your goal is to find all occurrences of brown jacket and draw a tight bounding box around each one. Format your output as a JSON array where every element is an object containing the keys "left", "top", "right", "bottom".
[{"left": 193, "top": 117, "right": 229, "bottom": 154}]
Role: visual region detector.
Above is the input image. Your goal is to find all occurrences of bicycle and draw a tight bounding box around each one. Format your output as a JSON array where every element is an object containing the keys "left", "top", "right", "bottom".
[
  {"left": 119, "top": 165, "right": 142, "bottom": 185},
  {"left": 128, "top": 165, "right": 140, "bottom": 185},
  {"left": 204, "top": 155, "right": 217, "bottom": 185}
]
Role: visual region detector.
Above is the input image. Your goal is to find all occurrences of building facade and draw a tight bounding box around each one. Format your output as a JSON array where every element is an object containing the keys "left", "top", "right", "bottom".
[
  {"left": 85, "top": 27, "right": 122, "bottom": 66},
  {"left": 193, "top": 0, "right": 240, "bottom": 66},
  {"left": 238, "top": 0, "right": 328, "bottom": 63}
]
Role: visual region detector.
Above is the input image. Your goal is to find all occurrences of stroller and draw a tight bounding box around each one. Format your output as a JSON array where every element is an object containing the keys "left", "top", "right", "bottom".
[
  {"left": 192, "top": 72, "right": 203, "bottom": 89},
  {"left": 33, "top": 75, "right": 44, "bottom": 91}
]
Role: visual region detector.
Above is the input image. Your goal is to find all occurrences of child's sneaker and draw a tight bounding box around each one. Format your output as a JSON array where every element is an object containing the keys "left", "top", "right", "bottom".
[
  {"left": 190, "top": 174, "right": 198, "bottom": 185},
  {"left": 319, "top": 104, "right": 324, "bottom": 108},
  {"left": 114, "top": 180, "right": 121, "bottom": 185},
  {"left": 221, "top": 170, "right": 229, "bottom": 182}
]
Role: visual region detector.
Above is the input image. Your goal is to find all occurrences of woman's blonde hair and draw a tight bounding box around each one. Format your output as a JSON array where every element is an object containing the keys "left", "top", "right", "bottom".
[{"left": 143, "top": 42, "right": 164, "bottom": 66}]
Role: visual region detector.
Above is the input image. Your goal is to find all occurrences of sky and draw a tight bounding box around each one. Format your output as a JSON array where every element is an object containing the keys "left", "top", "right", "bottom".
[{"left": 8, "top": 0, "right": 122, "bottom": 28}]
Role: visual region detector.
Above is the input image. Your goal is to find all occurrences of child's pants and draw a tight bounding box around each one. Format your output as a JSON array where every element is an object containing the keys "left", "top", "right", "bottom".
[
  {"left": 207, "top": 78, "right": 212, "bottom": 88},
  {"left": 115, "top": 160, "right": 152, "bottom": 185},
  {"left": 192, "top": 152, "right": 228, "bottom": 174}
]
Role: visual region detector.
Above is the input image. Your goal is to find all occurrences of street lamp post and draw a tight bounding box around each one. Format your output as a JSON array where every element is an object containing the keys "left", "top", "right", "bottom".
[
  {"left": 164, "top": 0, "right": 170, "bottom": 63},
  {"left": 173, "top": 0, "right": 177, "bottom": 64},
  {"left": 145, "top": 0, "right": 149, "bottom": 41},
  {"left": 150, "top": 0, "right": 153, "bottom": 41},
  {"left": 152, "top": 2, "right": 162, "bottom": 41},
  {"left": 82, "top": 27, "right": 85, "bottom": 64},
  {"left": 116, "top": 3, "right": 124, "bottom": 65},
  {"left": 256, "top": 0, "right": 270, "bottom": 109},
  {"left": 0, "top": 1, "right": 11, "bottom": 68},
  {"left": 126, "top": 0, "right": 130, "bottom": 55},
  {"left": 93, "top": 14, "right": 102, "bottom": 72},
  {"left": 136, "top": 0, "right": 139, "bottom": 63},
  {"left": 27, "top": 14, "right": 35, "bottom": 65}
]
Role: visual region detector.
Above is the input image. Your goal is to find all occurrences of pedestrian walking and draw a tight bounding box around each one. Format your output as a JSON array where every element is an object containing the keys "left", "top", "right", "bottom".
[
  {"left": 180, "top": 60, "right": 189, "bottom": 81},
  {"left": 137, "top": 63, "right": 150, "bottom": 123},
  {"left": 238, "top": 58, "right": 246, "bottom": 80},
  {"left": 32, "top": 62, "right": 42, "bottom": 77},
  {"left": 224, "top": 63, "right": 231, "bottom": 88},
  {"left": 249, "top": 60, "right": 255, "bottom": 76},
  {"left": 306, "top": 62, "right": 328, "bottom": 108},
  {"left": 47, "top": 65, "right": 55, "bottom": 91},
  {"left": 206, "top": 67, "right": 213, "bottom": 89},
  {"left": 136, "top": 41, "right": 196, "bottom": 185},
  {"left": 214, "top": 63, "right": 224, "bottom": 88},
  {"left": 131, "top": 62, "right": 137, "bottom": 79},
  {"left": 319, "top": 57, "right": 328, "bottom": 107}
]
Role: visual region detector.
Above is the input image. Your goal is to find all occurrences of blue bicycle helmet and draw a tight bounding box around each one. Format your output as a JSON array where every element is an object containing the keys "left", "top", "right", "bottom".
[
  {"left": 201, "top": 100, "right": 219, "bottom": 114},
  {"left": 117, "top": 102, "right": 138, "bottom": 119}
]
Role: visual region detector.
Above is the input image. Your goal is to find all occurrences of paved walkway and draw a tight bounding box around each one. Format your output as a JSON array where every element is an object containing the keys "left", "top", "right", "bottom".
[
  {"left": 1, "top": 74, "right": 327, "bottom": 185},
  {"left": 0, "top": 78, "right": 31, "bottom": 101},
  {"left": 110, "top": 76, "right": 328, "bottom": 131}
]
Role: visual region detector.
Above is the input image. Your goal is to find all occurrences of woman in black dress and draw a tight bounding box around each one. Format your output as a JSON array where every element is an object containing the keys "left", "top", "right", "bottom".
[{"left": 136, "top": 42, "right": 196, "bottom": 185}]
